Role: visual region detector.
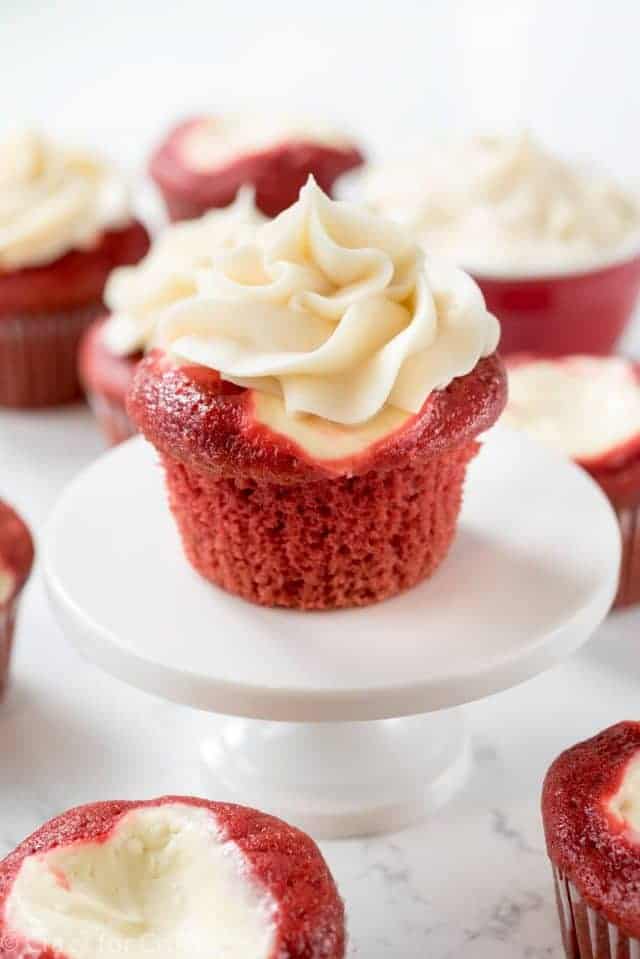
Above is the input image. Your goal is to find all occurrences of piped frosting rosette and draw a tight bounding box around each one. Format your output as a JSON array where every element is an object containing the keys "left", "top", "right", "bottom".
[
  {"left": 0, "top": 131, "right": 130, "bottom": 270},
  {"left": 155, "top": 178, "right": 500, "bottom": 449},
  {"left": 103, "top": 188, "right": 266, "bottom": 356}
]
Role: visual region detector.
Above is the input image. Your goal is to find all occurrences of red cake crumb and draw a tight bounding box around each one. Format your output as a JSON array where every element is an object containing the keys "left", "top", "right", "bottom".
[
  {"left": 128, "top": 351, "right": 506, "bottom": 609},
  {"left": 150, "top": 117, "right": 364, "bottom": 220},
  {"left": 0, "top": 797, "right": 345, "bottom": 959},
  {"left": 543, "top": 721, "right": 640, "bottom": 940}
]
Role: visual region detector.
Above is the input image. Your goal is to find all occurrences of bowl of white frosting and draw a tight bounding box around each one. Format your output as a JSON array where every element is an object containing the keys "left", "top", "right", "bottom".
[{"left": 365, "top": 133, "right": 640, "bottom": 355}]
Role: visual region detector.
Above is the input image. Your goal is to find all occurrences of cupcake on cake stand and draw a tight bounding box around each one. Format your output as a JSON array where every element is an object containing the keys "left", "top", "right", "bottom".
[{"left": 42, "top": 426, "right": 620, "bottom": 838}]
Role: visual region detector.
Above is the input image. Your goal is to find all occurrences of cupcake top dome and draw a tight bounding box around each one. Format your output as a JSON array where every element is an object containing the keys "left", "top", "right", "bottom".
[
  {"left": 103, "top": 188, "right": 266, "bottom": 356},
  {"left": 0, "top": 131, "right": 131, "bottom": 271},
  {"left": 154, "top": 177, "right": 500, "bottom": 456},
  {"left": 543, "top": 722, "right": 640, "bottom": 939},
  {"left": 366, "top": 133, "right": 640, "bottom": 277}
]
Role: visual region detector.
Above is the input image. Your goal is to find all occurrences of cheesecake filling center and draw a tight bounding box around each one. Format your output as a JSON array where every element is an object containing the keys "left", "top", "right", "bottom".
[
  {"left": 608, "top": 754, "right": 640, "bottom": 834},
  {"left": 4, "top": 803, "right": 276, "bottom": 959},
  {"left": 503, "top": 357, "right": 640, "bottom": 462}
]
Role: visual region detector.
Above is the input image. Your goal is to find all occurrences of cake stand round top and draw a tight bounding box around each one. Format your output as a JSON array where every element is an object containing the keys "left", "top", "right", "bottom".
[{"left": 43, "top": 428, "right": 620, "bottom": 722}]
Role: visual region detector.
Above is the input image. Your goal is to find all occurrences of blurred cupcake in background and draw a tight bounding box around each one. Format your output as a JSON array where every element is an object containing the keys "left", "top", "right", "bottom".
[
  {"left": 543, "top": 722, "right": 640, "bottom": 959},
  {"left": 503, "top": 354, "right": 640, "bottom": 608},
  {"left": 149, "top": 113, "right": 364, "bottom": 221},
  {"left": 366, "top": 133, "right": 640, "bottom": 356},
  {"left": 0, "top": 500, "right": 33, "bottom": 699},
  {"left": 79, "top": 188, "right": 266, "bottom": 445},
  {"left": 0, "top": 131, "right": 150, "bottom": 408}
]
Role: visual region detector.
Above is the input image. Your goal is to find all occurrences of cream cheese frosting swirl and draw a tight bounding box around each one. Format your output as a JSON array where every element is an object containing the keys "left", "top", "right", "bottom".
[
  {"left": 156, "top": 177, "right": 499, "bottom": 430},
  {"left": 366, "top": 133, "right": 640, "bottom": 277},
  {"left": 103, "top": 188, "right": 266, "bottom": 356},
  {"left": 0, "top": 131, "right": 131, "bottom": 271}
]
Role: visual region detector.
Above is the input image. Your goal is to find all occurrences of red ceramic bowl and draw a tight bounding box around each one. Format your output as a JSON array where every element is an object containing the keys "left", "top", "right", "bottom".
[{"left": 474, "top": 250, "right": 640, "bottom": 356}]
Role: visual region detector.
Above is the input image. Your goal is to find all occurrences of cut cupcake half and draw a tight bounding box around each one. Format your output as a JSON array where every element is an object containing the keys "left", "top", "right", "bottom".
[{"left": 0, "top": 798, "right": 345, "bottom": 959}]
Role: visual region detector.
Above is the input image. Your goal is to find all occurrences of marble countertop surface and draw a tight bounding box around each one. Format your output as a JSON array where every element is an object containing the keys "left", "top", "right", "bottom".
[{"left": 1, "top": 400, "right": 639, "bottom": 959}]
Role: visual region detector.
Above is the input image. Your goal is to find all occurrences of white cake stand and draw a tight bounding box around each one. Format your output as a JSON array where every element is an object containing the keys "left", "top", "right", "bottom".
[{"left": 42, "top": 429, "right": 620, "bottom": 838}]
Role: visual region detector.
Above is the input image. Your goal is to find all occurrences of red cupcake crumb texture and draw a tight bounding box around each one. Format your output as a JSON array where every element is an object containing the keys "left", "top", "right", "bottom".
[
  {"left": 150, "top": 117, "right": 364, "bottom": 220},
  {"left": 0, "top": 796, "right": 345, "bottom": 959},
  {"left": 543, "top": 722, "right": 640, "bottom": 942},
  {"left": 127, "top": 350, "right": 506, "bottom": 609}
]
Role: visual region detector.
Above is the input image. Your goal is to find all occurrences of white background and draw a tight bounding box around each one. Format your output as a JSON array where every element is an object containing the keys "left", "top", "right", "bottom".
[{"left": 2, "top": 0, "right": 640, "bottom": 178}]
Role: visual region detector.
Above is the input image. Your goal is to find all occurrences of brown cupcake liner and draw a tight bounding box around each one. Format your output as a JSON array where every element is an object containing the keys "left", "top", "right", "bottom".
[
  {"left": 86, "top": 390, "right": 137, "bottom": 446},
  {"left": 552, "top": 865, "right": 640, "bottom": 959},
  {"left": 615, "top": 505, "right": 640, "bottom": 609},
  {"left": 0, "top": 303, "right": 103, "bottom": 408}
]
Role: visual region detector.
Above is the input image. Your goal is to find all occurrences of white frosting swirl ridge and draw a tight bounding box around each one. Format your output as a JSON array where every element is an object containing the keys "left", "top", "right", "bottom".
[
  {"left": 103, "top": 189, "right": 266, "bottom": 356},
  {"left": 366, "top": 133, "right": 640, "bottom": 277},
  {"left": 157, "top": 177, "right": 499, "bottom": 427},
  {"left": 0, "top": 131, "right": 131, "bottom": 271}
]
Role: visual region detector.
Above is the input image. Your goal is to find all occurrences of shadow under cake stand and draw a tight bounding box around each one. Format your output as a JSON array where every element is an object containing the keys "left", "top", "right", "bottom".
[{"left": 43, "top": 428, "right": 620, "bottom": 838}]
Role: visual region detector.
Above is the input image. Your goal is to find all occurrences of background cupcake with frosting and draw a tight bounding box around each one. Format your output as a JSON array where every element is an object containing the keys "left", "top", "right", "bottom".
[
  {"left": 79, "top": 188, "right": 266, "bottom": 445},
  {"left": 366, "top": 133, "right": 640, "bottom": 356},
  {"left": 150, "top": 113, "right": 364, "bottom": 221},
  {"left": 128, "top": 177, "right": 505, "bottom": 610},
  {"left": 0, "top": 131, "right": 150, "bottom": 407}
]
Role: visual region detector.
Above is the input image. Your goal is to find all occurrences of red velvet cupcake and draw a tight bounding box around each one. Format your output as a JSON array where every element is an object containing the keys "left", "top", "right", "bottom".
[
  {"left": 0, "top": 796, "right": 345, "bottom": 959},
  {"left": 0, "top": 501, "right": 34, "bottom": 698},
  {"left": 0, "top": 132, "right": 149, "bottom": 408},
  {"left": 150, "top": 114, "right": 364, "bottom": 221},
  {"left": 503, "top": 355, "right": 640, "bottom": 608},
  {"left": 543, "top": 722, "right": 640, "bottom": 959},
  {"left": 128, "top": 178, "right": 505, "bottom": 610},
  {"left": 79, "top": 190, "right": 266, "bottom": 444},
  {"left": 366, "top": 133, "right": 640, "bottom": 356}
]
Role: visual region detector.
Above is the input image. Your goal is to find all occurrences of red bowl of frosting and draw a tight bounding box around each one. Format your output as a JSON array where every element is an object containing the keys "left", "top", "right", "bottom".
[{"left": 475, "top": 252, "right": 640, "bottom": 357}]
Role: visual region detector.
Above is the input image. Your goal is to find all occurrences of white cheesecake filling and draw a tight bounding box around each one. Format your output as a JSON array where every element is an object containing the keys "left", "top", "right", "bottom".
[
  {"left": 503, "top": 356, "right": 640, "bottom": 462},
  {"left": 181, "top": 115, "right": 352, "bottom": 173},
  {"left": 609, "top": 754, "right": 640, "bottom": 833},
  {"left": 0, "top": 568, "right": 15, "bottom": 605},
  {"left": 4, "top": 803, "right": 276, "bottom": 959}
]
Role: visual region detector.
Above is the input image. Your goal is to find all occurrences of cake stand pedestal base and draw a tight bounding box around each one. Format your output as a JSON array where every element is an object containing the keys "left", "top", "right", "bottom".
[{"left": 201, "top": 710, "right": 469, "bottom": 837}]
